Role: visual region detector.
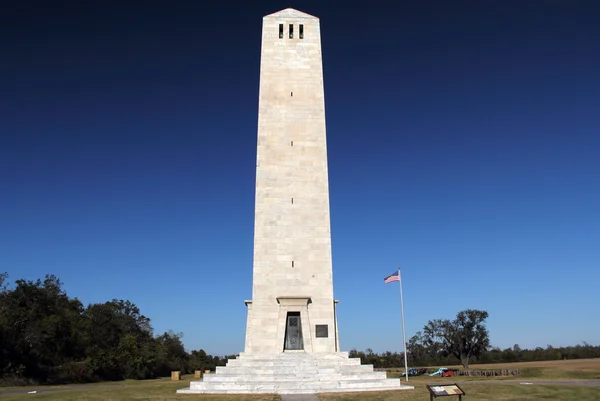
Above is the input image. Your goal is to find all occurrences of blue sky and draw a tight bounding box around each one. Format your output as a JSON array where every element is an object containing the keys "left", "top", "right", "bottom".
[{"left": 1, "top": 1, "right": 599, "bottom": 356}]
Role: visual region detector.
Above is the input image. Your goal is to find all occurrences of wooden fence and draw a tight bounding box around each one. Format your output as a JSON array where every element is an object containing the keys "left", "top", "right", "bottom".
[
  {"left": 376, "top": 368, "right": 520, "bottom": 377},
  {"left": 457, "top": 369, "right": 520, "bottom": 377}
]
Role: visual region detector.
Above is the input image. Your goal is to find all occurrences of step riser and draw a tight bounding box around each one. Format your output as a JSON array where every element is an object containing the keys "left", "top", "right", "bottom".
[
  {"left": 217, "top": 364, "right": 373, "bottom": 371},
  {"left": 191, "top": 380, "right": 399, "bottom": 391},
  {"left": 236, "top": 352, "right": 350, "bottom": 359},
  {"left": 204, "top": 374, "right": 387, "bottom": 382},
  {"left": 227, "top": 360, "right": 362, "bottom": 365},
  {"left": 192, "top": 378, "right": 400, "bottom": 388},
  {"left": 178, "top": 386, "right": 409, "bottom": 395},
  {"left": 213, "top": 369, "right": 375, "bottom": 376},
  {"left": 212, "top": 369, "right": 383, "bottom": 373}
]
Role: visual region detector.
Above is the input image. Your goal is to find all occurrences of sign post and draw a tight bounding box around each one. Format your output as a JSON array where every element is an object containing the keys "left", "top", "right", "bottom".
[{"left": 425, "top": 384, "right": 466, "bottom": 401}]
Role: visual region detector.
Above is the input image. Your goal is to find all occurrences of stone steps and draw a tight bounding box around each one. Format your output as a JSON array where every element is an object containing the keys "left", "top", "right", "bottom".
[
  {"left": 215, "top": 365, "right": 375, "bottom": 374},
  {"left": 226, "top": 358, "right": 362, "bottom": 366},
  {"left": 186, "top": 379, "right": 405, "bottom": 394},
  {"left": 234, "top": 352, "right": 351, "bottom": 360},
  {"left": 204, "top": 373, "right": 387, "bottom": 382},
  {"left": 176, "top": 352, "right": 414, "bottom": 394},
  {"left": 236, "top": 351, "right": 350, "bottom": 357},
  {"left": 195, "top": 379, "right": 396, "bottom": 389}
]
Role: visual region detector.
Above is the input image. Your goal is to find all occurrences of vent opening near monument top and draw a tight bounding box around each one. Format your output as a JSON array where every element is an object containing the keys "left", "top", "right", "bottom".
[
  {"left": 291, "top": 141, "right": 293, "bottom": 146},
  {"left": 279, "top": 24, "right": 283, "bottom": 38},
  {"left": 291, "top": 91, "right": 293, "bottom": 96},
  {"left": 299, "top": 24, "right": 304, "bottom": 39},
  {"left": 292, "top": 261, "right": 294, "bottom": 267},
  {"left": 289, "top": 24, "right": 293, "bottom": 39}
]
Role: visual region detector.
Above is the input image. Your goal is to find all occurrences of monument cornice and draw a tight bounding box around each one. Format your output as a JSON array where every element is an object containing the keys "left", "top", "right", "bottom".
[{"left": 276, "top": 296, "right": 312, "bottom": 306}]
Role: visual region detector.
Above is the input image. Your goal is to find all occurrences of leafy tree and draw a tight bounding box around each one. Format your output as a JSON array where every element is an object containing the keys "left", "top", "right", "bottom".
[
  {"left": 0, "top": 275, "right": 87, "bottom": 382},
  {"left": 423, "top": 309, "right": 490, "bottom": 369},
  {"left": 407, "top": 331, "right": 428, "bottom": 365},
  {"left": 0, "top": 272, "right": 249, "bottom": 385},
  {"left": 84, "top": 299, "right": 155, "bottom": 380},
  {"left": 423, "top": 319, "right": 448, "bottom": 363},
  {"left": 189, "top": 349, "right": 212, "bottom": 373},
  {"left": 154, "top": 331, "right": 188, "bottom": 376},
  {"left": 352, "top": 340, "right": 600, "bottom": 370},
  {"left": 0, "top": 272, "right": 7, "bottom": 289}
]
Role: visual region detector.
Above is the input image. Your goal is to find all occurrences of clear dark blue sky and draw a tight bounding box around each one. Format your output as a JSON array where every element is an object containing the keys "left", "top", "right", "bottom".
[{"left": 2, "top": 1, "right": 599, "bottom": 355}]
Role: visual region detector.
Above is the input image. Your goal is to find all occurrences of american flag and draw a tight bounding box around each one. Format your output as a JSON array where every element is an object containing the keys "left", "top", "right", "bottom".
[{"left": 384, "top": 270, "right": 400, "bottom": 284}]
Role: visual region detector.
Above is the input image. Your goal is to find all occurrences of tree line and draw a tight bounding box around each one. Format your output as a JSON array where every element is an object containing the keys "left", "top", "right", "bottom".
[
  {"left": 0, "top": 273, "right": 233, "bottom": 385},
  {"left": 350, "top": 309, "right": 600, "bottom": 369},
  {"left": 2, "top": 273, "right": 598, "bottom": 384},
  {"left": 350, "top": 342, "right": 600, "bottom": 369}
]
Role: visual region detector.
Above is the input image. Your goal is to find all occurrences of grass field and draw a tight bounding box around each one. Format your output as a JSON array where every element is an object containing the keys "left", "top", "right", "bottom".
[
  {"left": 398, "top": 358, "right": 600, "bottom": 380},
  {"left": 472, "top": 358, "right": 600, "bottom": 380},
  {"left": 0, "top": 359, "right": 598, "bottom": 400},
  {"left": 0, "top": 376, "right": 279, "bottom": 401},
  {"left": 319, "top": 385, "right": 600, "bottom": 401}
]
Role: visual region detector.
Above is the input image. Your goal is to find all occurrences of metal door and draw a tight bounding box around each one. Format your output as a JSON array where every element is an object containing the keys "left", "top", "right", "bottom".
[{"left": 284, "top": 312, "right": 304, "bottom": 350}]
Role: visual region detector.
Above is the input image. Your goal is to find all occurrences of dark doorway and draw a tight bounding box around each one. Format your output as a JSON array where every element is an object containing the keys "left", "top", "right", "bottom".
[{"left": 283, "top": 312, "right": 304, "bottom": 350}]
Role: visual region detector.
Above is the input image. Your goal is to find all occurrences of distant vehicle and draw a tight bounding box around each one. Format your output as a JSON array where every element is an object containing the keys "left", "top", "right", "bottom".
[
  {"left": 402, "top": 367, "right": 428, "bottom": 376},
  {"left": 429, "top": 367, "right": 448, "bottom": 376},
  {"left": 428, "top": 367, "right": 456, "bottom": 377}
]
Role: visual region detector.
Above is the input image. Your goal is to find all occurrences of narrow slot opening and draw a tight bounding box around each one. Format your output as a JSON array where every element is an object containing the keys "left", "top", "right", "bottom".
[
  {"left": 291, "top": 140, "right": 293, "bottom": 146},
  {"left": 279, "top": 24, "right": 283, "bottom": 39},
  {"left": 291, "top": 91, "right": 293, "bottom": 96},
  {"left": 292, "top": 261, "right": 294, "bottom": 267},
  {"left": 289, "top": 24, "right": 293, "bottom": 39},
  {"left": 291, "top": 198, "right": 294, "bottom": 204},
  {"left": 299, "top": 24, "right": 304, "bottom": 39}
]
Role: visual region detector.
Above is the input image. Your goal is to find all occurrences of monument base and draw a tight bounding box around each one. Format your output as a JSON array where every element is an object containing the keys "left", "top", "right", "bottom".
[{"left": 176, "top": 352, "right": 414, "bottom": 394}]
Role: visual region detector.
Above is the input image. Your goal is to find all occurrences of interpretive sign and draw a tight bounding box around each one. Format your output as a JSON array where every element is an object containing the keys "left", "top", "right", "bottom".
[{"left": 425, "top": 383, "right": 466, "bottom": 400}]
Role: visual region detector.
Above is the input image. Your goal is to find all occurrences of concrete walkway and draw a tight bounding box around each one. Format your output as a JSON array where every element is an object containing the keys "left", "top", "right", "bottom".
[{"left": 281, "top": 395, "right": 320, "bottom": 401}]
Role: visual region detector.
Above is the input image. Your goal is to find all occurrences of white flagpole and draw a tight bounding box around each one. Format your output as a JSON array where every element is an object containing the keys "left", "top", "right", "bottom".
[{"left": 398, "top": 266, "right": 409, "bottom": 382}]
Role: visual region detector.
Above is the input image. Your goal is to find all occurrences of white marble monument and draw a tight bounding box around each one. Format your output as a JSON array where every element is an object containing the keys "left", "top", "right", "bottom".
[{"left": 178, "top": 7, "right": 413, "bottom": 394}]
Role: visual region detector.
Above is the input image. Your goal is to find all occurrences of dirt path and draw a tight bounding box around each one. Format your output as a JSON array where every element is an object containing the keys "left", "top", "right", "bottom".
[{"left": 281, "top": 395, "right": 320, "bottom": 401}]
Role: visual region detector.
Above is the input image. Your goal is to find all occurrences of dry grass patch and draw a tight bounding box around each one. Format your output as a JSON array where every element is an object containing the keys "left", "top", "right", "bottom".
[
  {"left": 438, "top": 358, "right": 600, "bottom": 380},
  {"left": 385, "top": 358, "right": 600, "bottom": 381},
  {"left": 454, "top": 358, "right": 600, "bottom": 371},
  {"left": 319, "top": 384, "right": 600, "bottom": 401}
]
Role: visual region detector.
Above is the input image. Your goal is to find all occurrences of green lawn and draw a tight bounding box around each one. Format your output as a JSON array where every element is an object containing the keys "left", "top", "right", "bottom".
[
  {"left": 2, "top": 379, "right": 599, "bottom": 401},
  {"left": 0, "top": 376, "right": 279, "bottom": 401},
  {"left": 1, "top": 359, "right": 599, "bottom": 400}
]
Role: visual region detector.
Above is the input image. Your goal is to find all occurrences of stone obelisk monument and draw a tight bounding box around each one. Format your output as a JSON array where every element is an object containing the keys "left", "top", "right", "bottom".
[
  {"left": 178, "top": 8, "right": 413, "bottom": 394},
  {"left": 244, "top": 6, "right": 337, "bottom": 355}
]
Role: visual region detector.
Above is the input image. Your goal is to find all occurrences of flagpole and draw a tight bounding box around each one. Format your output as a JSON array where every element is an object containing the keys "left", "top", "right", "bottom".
[{"left": 398, "top": 266, "right": 409, "bottom": 382}]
